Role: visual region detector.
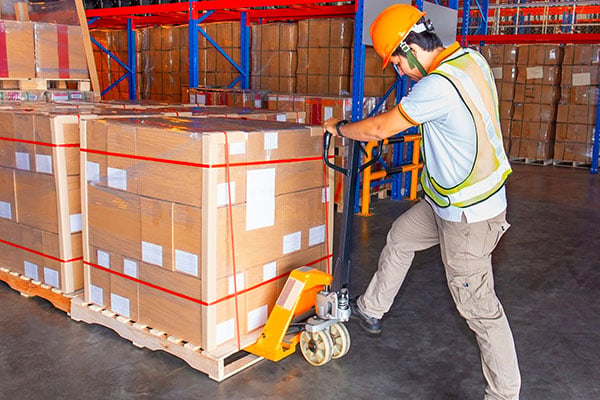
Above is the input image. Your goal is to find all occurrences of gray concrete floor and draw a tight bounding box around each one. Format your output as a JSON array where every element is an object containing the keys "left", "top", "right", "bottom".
[{"left": 1, "top": 163, "right": 599, "bottom": 399}]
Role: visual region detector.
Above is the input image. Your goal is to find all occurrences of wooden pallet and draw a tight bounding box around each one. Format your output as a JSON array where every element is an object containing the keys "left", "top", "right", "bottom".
[
  {"left": 69, "top": 296, "right": 264, "bottom": 382},
  {"left": 0, "top": 78, "right": 91, "bottom": 91},
  {"left": 552, "top": 160, "right": 592, "bottom": 170},
  {"left": 510, "top": 157, "right": 553, "bottom": 166},
  {"left": 0, "top": 267, "right": 76, "bottom": 313}
]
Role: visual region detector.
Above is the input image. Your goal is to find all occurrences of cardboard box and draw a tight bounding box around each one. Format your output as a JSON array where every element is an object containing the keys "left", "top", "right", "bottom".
[
  {"left": 0, "top": 20, "right": 35, "bottom": 79},
  {"left": 297, "top": 18, "right": 353, "bottom": 48},
  {"left": 515, "top": 66, "right": 561, "bottom": 85},
  {"left": 561, "top": 65, "right": 599, "bottom": 87},
  {"left": 251, "top": 23, "right": 297, "bottom": 51},
  {"left": 34, "top": 23, "right": 88, "bottom": 79},
  {"left": 517, "top": 44, "right": 563, "bottom": 66},
  {"left": 562, "top": 44, "right": 600, "bottom": 66}
]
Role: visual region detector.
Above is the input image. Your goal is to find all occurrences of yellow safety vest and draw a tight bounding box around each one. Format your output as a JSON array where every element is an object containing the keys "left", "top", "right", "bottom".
[{"left": 421, "top": 49, "right": 512, "bottom": 208}]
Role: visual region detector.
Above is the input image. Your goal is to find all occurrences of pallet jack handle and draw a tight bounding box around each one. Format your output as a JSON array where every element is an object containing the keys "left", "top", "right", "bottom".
[{"left": 323, "top": 132, "right": 384, "bottom": 291}]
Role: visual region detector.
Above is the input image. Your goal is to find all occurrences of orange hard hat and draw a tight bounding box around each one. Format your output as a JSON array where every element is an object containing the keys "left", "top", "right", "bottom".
[{"left": 369, "top": 4, "right": 425, "bottom": 69}]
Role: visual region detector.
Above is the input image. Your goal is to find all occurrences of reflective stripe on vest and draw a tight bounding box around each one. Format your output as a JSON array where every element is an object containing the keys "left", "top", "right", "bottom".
[{"left": 421, "top": 49, "right": 512, "bottom": 208}]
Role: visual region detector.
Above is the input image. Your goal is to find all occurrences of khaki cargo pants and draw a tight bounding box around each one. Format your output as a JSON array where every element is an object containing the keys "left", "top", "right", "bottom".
[{"left": 359, "top": 200, "right": 521, "bottom": 400}]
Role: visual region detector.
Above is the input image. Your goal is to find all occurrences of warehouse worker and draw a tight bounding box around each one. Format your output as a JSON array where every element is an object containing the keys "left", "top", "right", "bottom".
[{"left": 323, "top": 4, "right": 520, "bottom": 400}]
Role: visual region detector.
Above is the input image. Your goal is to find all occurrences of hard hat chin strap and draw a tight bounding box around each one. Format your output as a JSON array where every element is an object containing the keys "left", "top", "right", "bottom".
[{"left": 399, "top": 41, "right": 428, "bottom": 77}]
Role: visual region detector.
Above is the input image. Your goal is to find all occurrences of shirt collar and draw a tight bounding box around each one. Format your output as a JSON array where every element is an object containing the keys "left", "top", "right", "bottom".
[{"left": 428, "top": 42, "right": 462, "bottom": 73}]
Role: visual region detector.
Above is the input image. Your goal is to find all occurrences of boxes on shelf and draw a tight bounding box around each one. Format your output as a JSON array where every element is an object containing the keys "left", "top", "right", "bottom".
[
  {"left": 510, "top": 44, "right": 564, "bottom": 161},
  {"left": 296, "top": 18, "right": 353, "bottom": 96},
  {"left": 554, "top": 44, "right": 599, "bottom": 164},
  {"left": 250, "top": 22, "right": 297, "bottom": 93},
  {"left": 80, "top": 116, "right": 334, "bottom": 352}
]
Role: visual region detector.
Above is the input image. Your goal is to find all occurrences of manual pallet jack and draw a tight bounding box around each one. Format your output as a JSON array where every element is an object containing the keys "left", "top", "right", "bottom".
[{"left": 245, "top": 131, "right": 382, "bottom": 366}]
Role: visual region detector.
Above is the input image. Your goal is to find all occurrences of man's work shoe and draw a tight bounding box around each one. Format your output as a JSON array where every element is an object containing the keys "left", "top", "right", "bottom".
[{"left": 349, "top": 296, "right": 382, "bottom": 335}]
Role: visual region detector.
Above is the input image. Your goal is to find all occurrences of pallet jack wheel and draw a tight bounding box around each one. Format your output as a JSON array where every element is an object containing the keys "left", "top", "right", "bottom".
[
  {"left": 330, "top": 323, "right": 351, "bottom": 359},
  {"left": 299, "top": 330, "right": 333, "bottom": 366}
]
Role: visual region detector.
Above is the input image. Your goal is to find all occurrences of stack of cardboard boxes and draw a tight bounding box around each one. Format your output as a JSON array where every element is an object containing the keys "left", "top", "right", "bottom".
[
  {"left": 199, "top": 22, "right": 241, "bottom": 90},
  {"left": 296, "top": 18, "right": 353, "bottom": 96},
  {"left": 0, "top": 109, "right": 84, "bottom": 294},
  {"left": 250, "top": 22, "right": 297, "bottom": 93},
  {"left": 81, "top": 116, "right": 333, "bottom": 351},
  {"left": 555, "top": 44, "right": 600, "bottom": 164},
  {"left": 479, "top": 43, "right": 518, "bottom": 152},
  {"left": 510, "top": 44, "right": 563, "bottom": 161}
]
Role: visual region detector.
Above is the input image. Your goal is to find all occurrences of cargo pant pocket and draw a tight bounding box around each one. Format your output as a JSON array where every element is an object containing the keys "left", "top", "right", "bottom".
[
  {"left": 448, "top": 270, "right": 500, "bottom": 320},
  {"left": 482, "top": 218, "right": 511, "bottom": 257}
]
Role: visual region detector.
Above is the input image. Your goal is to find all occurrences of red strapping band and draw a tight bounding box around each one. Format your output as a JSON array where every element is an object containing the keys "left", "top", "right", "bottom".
[
  {"left": 57, "top": 25, "right": 70, "bottom": 79},
  {"left": 0, "top": 238, "right": 82, "bottom": 263},
  {"left": 0, "top": 136, "right": 79, "bottom": 148},
  {"left": 84, "top": 253, "right": 332, "bottom": 308},
  {"left": 80, "top": 147, "right": 331, "bottom": 169},
  {"left": 0, "top": 21, "right": 8, "bottom": 78},
  {"left": 223, "top": 131, "right": 242, "bottom": 350}
]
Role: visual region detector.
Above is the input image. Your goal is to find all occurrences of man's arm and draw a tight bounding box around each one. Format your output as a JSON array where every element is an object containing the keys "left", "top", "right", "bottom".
[{"left": 322, "top": 105, "right": 417, "bottom": 141}]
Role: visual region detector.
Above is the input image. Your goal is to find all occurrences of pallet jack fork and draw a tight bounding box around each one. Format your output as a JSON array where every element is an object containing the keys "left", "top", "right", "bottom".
[{"left": 245, "top": 132, "right": 381, "bottom": 366}]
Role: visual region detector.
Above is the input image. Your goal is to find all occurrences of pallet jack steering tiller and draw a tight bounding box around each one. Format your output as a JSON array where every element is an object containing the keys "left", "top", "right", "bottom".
[{"left": 245, "top": 127, "right": 382, "bottom": 366}]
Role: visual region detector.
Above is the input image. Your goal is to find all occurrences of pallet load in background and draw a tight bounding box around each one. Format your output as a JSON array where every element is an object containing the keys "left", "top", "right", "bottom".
[
  {"left": 296, "top": 18, "right": 353, "bottom": 96},
  {"left": 555, "top": 44, "right": 599, "bottom": 166},
  {"left": 509, "top": 44, "right": 563, "bottom": 162},
  {"left": 361, "top": 46, "right": 399, "bottom": 111},
  {"left": 478, "top": 44, "right": 518, "bottom": 153},
  {"left": 251, "top": 22, "right": 297, "bottom": 93},
  {"left": 80, "top": 116, "right": 333, "bottom": 353},
  {"left": 0, "top": 1, "right": 93, "bottom": 93}
]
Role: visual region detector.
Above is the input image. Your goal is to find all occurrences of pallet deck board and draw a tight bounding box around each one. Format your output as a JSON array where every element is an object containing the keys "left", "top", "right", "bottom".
[
  {"left": 0, "top": 267, "right": 76, "bottom": 313},
  {"left": 69, "top": 296, "right": 264, "bottom": 382}
]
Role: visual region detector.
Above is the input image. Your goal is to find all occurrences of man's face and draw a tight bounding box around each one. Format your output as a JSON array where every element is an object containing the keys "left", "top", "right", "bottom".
[{"left": 389, "top": 53, "right": 423, "bottom": 81}]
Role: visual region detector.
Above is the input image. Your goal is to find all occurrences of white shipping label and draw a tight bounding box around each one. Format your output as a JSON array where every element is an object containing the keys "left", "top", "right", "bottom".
[
  {"left": 111, "top": 293, "right": 131, "bottom": 318},
  {"left": 276, "top": 114, "right": 286, "bottom": 122},
  {"left": 263, "top": 261, "right": 277, "bottom": 281},
  {"left": 264, "top": 131, "right": 278, "bottom": 150},
  {"left": 123, "top": 259, "right": 138, "bottom": 278},
  {"left": 526, "top": 66, "right": 544, "bottom": 80},
  {"left": 229, "top": 141, "right": 246, "bottom": 155},
  {"left": 198, "top": 94, "right": 206, "bottom": 104},
  {"left": 283, "top": 231, "right": 302, "bottom": 254},
  {"left": 492, "top": 67, "right": 503, "bottom": 80},
  {"left": 255, "top": 99, "right": 262, "bottom": 108},
  {"left": 86, "top": 161, "right": 100, "bottom": 184},
  {"left": 0, "top": 201, "right": 12, "bottom": 219},
  {"left": 90, "top": 284, "right": 104, "bottom": 306},
  {"left": 97, "top": 250, "right": 110, "bottom": 268},
  {"left": 216, "top": 319, "right": 235, "bottom": 345},
  {"left": 43, "top": 267, "right": 59, "bottom": 288},
  {"left": 142, "top": 241, "right": 163, "bottom": 266},
  {"left": 322, "top": 186, "right": 331, "bottom": 203},
  {"left": 24, "top": 261, "right": 38, "bottom": 281},
  {"left": 107, "top": 167, "right": 127, "bottom": 190},
  {"left": 70, "top": 213, "right": 82, "bottom": 233},
  {"left": 246, "top": 168, "right": 276, "bottom": 231},
  {"left": 228, "top": 272, "right": 246, "bottom": 294},
  {"left": 324, "top": 106, "right": 334, "bottom": 121},
  {"left": 309, "top": 225, "right": 326, "bottom": 247},
  {"left": 15, "top": 152, "right": 30, "bottom": 171},
  {"left": 217, "top": 182, "right": 236, "bottom": 207},
  {"left": 247, "top": 305, "right": 269, "bottom": 331},
  {"left": 35, "top": 154, "right": 53, "bottom": 174},
  {"left": 175, "top": 249, "right": 199, "bottom": 277},
  {"left": 572, "top": 73, "right": 591, "bottom": 87}
]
